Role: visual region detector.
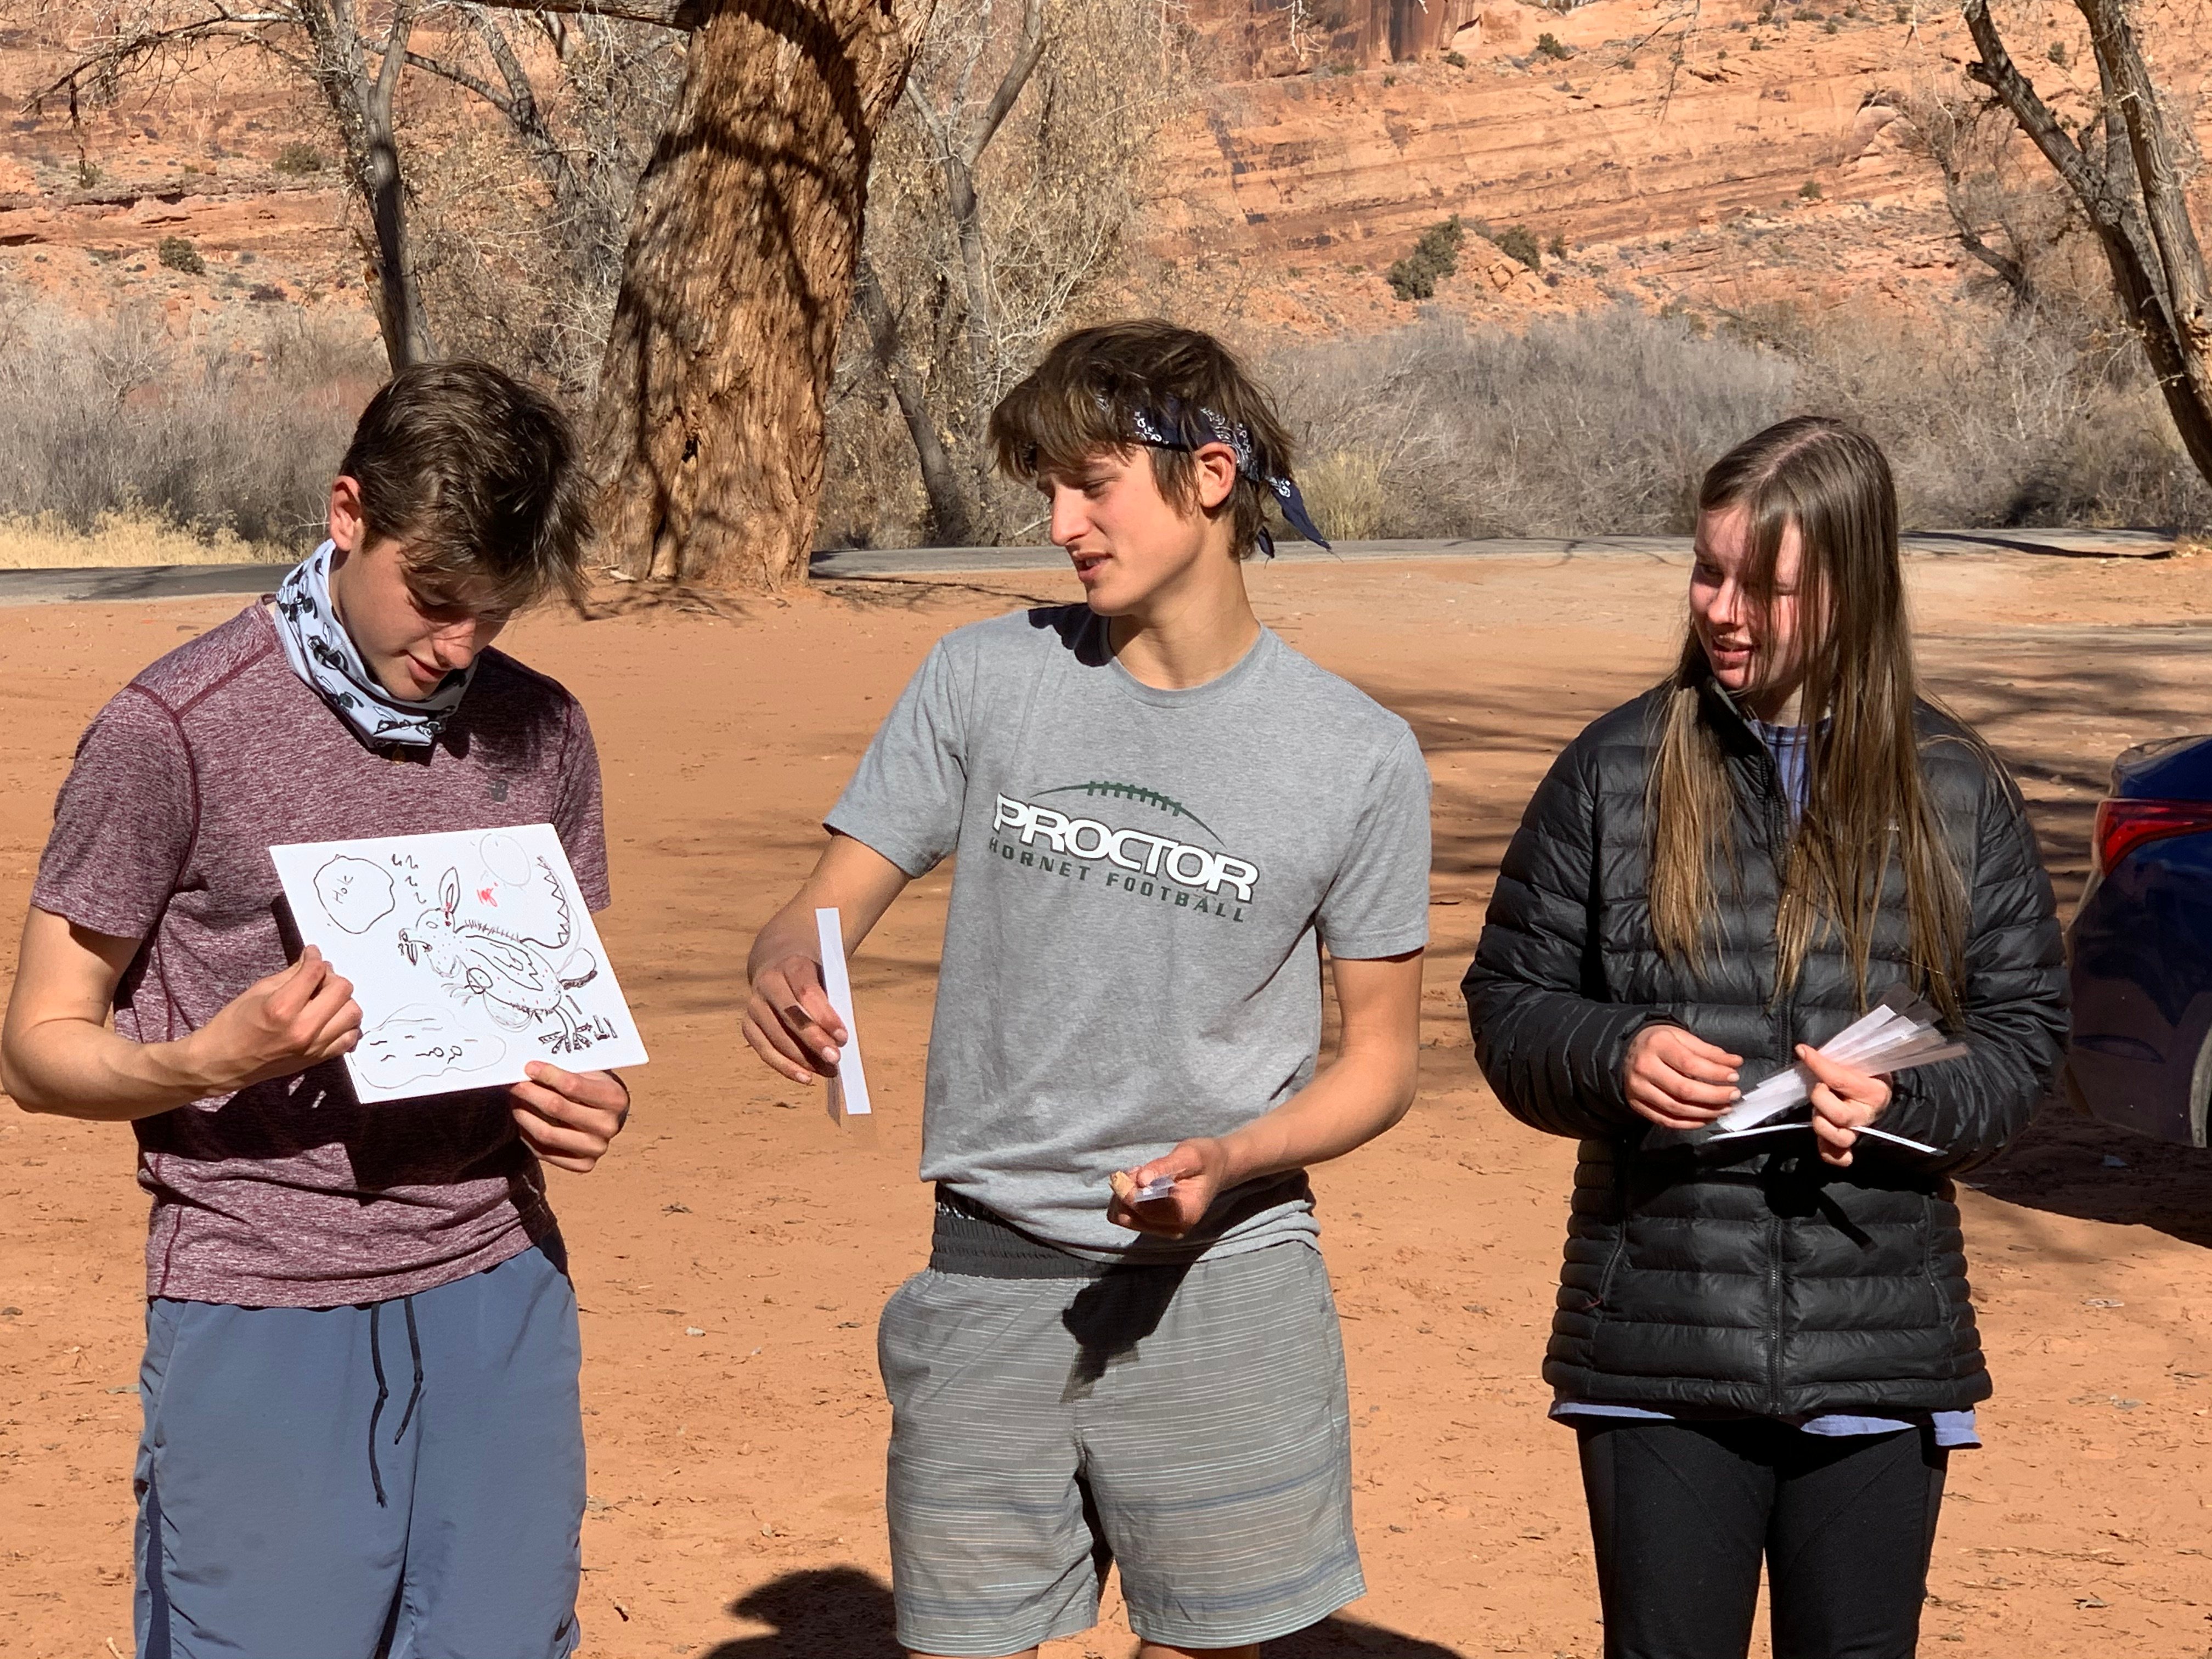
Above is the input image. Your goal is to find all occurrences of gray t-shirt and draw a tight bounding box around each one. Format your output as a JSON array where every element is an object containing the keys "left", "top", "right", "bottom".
[{"left": 827, "top": 606, "right": 1432, "bottom": 1260}]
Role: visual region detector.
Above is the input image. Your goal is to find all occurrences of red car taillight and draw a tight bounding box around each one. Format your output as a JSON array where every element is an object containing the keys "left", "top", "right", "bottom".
[{"left": 2092, "top": 798, "right": 2212, "bottom": 876}]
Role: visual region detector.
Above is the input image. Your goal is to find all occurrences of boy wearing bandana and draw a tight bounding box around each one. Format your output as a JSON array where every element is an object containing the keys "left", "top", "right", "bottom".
[
  {"left": 741, "top": 321, "right": 1432, "bottom": 1659},
  {"left": 1, "top": 362, "right": 627, "bottom": 1659}
]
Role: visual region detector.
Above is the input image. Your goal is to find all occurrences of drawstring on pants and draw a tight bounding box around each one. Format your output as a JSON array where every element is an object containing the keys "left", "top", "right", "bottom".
[{"left": 366, "top": 1296, "right": 425, "bottom": 1508}]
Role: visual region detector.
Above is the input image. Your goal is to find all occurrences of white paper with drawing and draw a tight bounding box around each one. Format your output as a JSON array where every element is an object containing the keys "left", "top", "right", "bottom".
[{"left": 269, "top": 823, "right": 648, "bottom": 1104}]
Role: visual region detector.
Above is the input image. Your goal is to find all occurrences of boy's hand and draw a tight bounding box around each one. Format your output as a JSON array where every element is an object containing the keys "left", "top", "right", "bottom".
[
  {"left": 1625, "top": 1024, "right": 1743, "bottom": 1131},
  {"left": 510, "top": 1064, "right": 629, "bottom": 1173},
  {"left": 1797, "top": 1044, "right": 1892, "bottom": 1168},
  {"left": 182, "top": 946, "right": 362, "bottom": 1091},
  {"left": 742, "top": 953, "right": 848, "bottom": 1084},
  {"left": 1108, "top": 1138, "right": 1227, "bottom": 1238}
]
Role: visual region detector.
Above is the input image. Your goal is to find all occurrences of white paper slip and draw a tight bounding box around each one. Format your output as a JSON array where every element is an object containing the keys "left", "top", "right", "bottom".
[
  {"left": 1131, "top": 1174, "right": 1180, "bottom": 1203},
  {"left": 1709, "top": 1119, "right": 1943, "bottom": 1156},
  {"left": 815, "top": 907, "right": 872, "bottom": 1119},
  {"left": 268, "top": 824, "right": 648, "bottom": 1105},
  {"left": 1713, "top": 1004, "right": 1968, "bottom": 1135},
  {"left": 1854, "top": 1125, "right": 1943, "bottom": 1155}
]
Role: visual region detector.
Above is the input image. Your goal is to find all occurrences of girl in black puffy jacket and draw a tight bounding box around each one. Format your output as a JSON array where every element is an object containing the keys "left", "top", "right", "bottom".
[{"left": 1463, "top": 417, "right": 2066, "bottom": 1659}]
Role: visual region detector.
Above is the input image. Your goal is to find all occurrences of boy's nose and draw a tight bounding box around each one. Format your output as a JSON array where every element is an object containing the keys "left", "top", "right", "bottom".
[
  {"left": 1049, "top": 488, "right": 1090, "bottom": 547},
  {"left": 430, "top": 625, "right": 482, "bottom": 670}
]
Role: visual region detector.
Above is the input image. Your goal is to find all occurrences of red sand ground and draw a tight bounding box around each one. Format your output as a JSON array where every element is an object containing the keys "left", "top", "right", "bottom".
[{"left": 3, "top": 554, "right": 2211, "bottom": 1658}]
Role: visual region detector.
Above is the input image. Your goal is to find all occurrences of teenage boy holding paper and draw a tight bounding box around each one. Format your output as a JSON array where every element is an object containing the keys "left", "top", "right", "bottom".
[
  {"left": 742, "top": 321, "right": 1432, "bottom": 1659},
  {"left": 1, "top": 363, "right": 628, "bottom": 1659}
]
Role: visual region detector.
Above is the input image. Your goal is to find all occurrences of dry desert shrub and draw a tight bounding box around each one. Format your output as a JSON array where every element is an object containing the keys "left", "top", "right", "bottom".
[
  {"left": 1297, "top": 449, "right": 1392, "bottom": 542},
  {"left": 1268, "top": 309, "right": 1797, "bottom": 540},
  {"left": 1263, "top": 302, "right": 2210, "bottom": 544},
  {"left": 0, "top": 297, "right": 381, "bottom": 555},
  {"left": 1747, "top": 301, "right": 2212, "bottom": 531}
]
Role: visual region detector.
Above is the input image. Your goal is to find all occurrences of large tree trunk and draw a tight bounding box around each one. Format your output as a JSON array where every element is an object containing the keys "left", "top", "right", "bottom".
[
  {"left": 1965, "top": 0, "right": 2212, "bottom": 484},
  {"left": 588, "top": 0, "right": 934, "bottom": 587}
]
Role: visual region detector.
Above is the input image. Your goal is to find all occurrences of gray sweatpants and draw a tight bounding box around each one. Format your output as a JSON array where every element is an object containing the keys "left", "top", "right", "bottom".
[{"left": 879, "top": 1237, "right": 1363, "bottom": 1656}]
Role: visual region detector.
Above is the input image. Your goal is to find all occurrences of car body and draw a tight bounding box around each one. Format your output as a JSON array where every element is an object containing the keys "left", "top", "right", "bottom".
[{"left": 2064, "top": 732, "right": 2212, "bottom": 1147}]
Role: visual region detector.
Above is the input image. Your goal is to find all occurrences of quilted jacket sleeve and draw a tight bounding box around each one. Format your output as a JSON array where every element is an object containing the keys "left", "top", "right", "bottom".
[
  {"left": 1874, "top": 752, "right": 2068, "bottom": 1175},
  {"left": 1462, "top": 731, "right": 1667, "bottom": 1140}
]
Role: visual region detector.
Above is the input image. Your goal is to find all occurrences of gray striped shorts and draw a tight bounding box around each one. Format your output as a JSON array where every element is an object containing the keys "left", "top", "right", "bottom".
[{"left": 878, "top": 1210, "right": 1362, "bottom": 1656}]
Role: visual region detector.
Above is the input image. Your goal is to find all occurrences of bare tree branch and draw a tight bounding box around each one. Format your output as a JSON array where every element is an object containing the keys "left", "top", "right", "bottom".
[
  {"left": 365, "top": 1, "right": 434, "bottom": 363},
  {"left": 22, "top": 8, "right": 294, "bottom": 111},
  {"left": 1962, "top": 2, "right": 2107, "bottom": 212},
  {"left": 854, "top": 255, "right": 973, "bottom": 544},
  {"left": 941, "top": 0, "right": 1042, "bottom": 365},
  {"left": 466, "top": 0, "right": 702, "bottom": 30},
  {"left": 840, "top": 0, "right": 1177, "bottom": 549},
  {"left": 403, "top": 47, "right": 516, "bottom": 114},
  {"left": 962, "top": 0, "right": 1042, "bottom": 168}
]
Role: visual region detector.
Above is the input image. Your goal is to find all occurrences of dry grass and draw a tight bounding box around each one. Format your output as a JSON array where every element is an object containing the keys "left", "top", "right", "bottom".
[
  {"left": 0, "top": 297, "right": 378, "bottom": 554},
  {"left": 0, "top": 511, "right": 276, "bottom": 569},
  {"left": 1261, "top": 303, "right": 2212, "bottom": 543}
]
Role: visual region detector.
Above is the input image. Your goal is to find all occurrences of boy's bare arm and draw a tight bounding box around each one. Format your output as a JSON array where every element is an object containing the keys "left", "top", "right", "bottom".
[
  {"left": 1109, "top": 949, "right": 1425, "bottom": 1237},
  {"left": 2, "top": 909, "right": 363, "bottom": 1120},
  {"left": 742, "top": 833, "right": 913, "bottom": 1084}
]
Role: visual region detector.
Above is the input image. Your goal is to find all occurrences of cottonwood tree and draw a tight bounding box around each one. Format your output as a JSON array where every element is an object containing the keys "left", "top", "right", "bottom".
[
  {"left": 848, "top": 0, "right": 1177, "bottom": 547},
  {"left": 36, "top": 0, "right": 939, "bottom": 588},
  {"left": 1963, "top": 0, "right": 2212, "bottom": 483},
  {"left": 581, "top": 0, "right": 935, "bottom": 586}
]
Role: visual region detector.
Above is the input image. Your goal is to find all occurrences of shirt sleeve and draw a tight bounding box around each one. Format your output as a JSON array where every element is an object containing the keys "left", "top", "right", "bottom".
[
  {"left": 1316, "top": 727, "right": 1433, "bottom": 959},
  {"left": 552, "top": 695, "right": 612, "bottom": 912},
  {"left": 32, "top": 686, "right": 198, "bottom": 942},
  {"left": 823, "top": 639, "right": 970, "bottom": 877}
]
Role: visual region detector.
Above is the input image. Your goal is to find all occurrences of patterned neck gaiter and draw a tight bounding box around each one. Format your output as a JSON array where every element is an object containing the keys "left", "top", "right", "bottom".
[{"left": 272, "top": 540, "right": 477, "bottom": 749}]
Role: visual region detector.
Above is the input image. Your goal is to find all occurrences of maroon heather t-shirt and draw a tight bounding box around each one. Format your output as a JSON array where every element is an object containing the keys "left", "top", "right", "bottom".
[{"left": 31, "top": 603, "right": 611, "bottom": 1308}]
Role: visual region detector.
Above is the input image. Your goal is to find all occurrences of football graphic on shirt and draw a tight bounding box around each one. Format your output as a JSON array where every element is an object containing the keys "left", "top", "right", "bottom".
[
  {"left": 989, "top": 782, "right": 1261, "bottom": 913},
  {"left": 1032, "top": 780, "right": 1223, "bottom": 844}
]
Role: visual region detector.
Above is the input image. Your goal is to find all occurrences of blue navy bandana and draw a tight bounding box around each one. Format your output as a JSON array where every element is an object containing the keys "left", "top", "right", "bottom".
[
  {"left": 273, "top": 540, "right": 477, "bottom": 749},
  {"left": 1126, "top": 398, "right": 1330, "bottom": 558}
]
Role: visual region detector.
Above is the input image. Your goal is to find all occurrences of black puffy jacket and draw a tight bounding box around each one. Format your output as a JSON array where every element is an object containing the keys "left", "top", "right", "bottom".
[{"left": 1463, "top": 681, "right": 2066, "bottom": 1416}]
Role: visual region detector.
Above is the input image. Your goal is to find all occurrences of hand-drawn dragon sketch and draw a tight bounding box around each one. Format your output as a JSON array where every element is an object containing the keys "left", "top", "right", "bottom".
[
  {"left": 276, "top": 822, "right": 646, "bottom": 1103},
  {"left": 390, "top": 849, "right": 606, "bottom": 1049}
]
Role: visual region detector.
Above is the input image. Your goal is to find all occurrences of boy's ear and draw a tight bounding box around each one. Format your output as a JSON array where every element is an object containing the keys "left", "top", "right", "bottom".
[
  {"left": 1191, "top": 442, "right": 1240, "bottom": 514},
  {"left": 328, "top": 476, "right": 367, "bottom": 556}
]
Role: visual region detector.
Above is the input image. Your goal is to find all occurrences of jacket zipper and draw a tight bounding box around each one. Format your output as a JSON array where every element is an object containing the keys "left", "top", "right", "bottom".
[{"left": 1752, "top": 737, "right": 1795, "bottom": 1416}]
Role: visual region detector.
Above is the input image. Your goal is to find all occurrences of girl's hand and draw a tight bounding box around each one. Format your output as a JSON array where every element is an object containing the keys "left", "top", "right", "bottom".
[
  {"left": 1108, "top": 1139, "right": 1227, "bottom": 1238},
  {"left": 1797, "top": 1045, "right": 1892, "bottom": 1167},
  {"left": 1625, "top": 1025, "right": 1744, "bottom": 1130}
]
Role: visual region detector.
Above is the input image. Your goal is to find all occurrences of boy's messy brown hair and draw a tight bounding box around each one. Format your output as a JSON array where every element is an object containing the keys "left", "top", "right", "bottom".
[
  {"left": 340, "top": 360, "right": 592, "bottom": 609},
  {"left": 988, "top": 320, "right": 1297, "bottom": 560}
]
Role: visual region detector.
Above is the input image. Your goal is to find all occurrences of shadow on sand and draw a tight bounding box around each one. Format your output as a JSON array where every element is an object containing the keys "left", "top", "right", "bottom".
[
  {"left": 697, "top": 1566, "right": 1470, "bottom": 1657},
  {"left": 1973, "top": 1097, "right": 2212, "bottom": 1250}
]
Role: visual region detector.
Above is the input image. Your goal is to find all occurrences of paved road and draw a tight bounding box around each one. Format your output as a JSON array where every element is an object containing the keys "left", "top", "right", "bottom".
[{"left": 0, "top": 527, "right": 2177, "bottom": 606}]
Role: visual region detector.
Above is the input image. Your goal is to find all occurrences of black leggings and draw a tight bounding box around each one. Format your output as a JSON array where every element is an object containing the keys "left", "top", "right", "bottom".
[{"left": 1575, "top": 1417, "right": 1949, "bottom": 1659}]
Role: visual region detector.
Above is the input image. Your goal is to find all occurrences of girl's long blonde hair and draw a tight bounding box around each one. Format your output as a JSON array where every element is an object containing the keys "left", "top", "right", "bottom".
[{"left": 1647, "top": 416, "right": 1970, "bottom": 1018}]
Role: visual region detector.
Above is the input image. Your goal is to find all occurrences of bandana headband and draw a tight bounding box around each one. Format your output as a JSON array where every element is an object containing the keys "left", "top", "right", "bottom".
[
  {"left": 272, "top": 540, "right": 477, "bottom": 749},
  {"left": 1124, "top": 397, "right": 1330, "bottom": 558}
]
